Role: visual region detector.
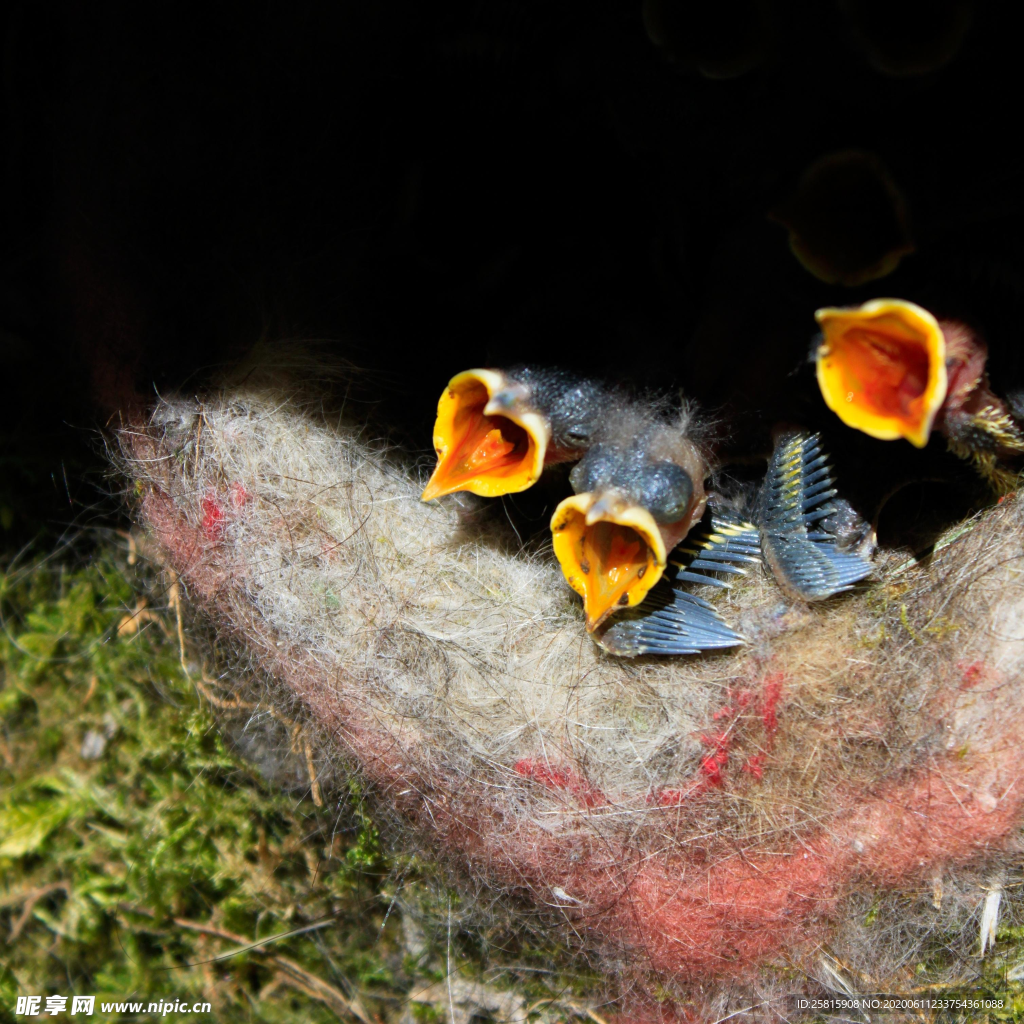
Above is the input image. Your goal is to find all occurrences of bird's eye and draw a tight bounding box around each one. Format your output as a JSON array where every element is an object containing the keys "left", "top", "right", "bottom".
[
  {"left": 640, "top": 462, "right": 693, "bottom": 524},
  {"left": 552, "top": 384, "right": 604, "bottom": 451},
  {"left": 570, "top": 444, "right": 618, "bottom": 493}
]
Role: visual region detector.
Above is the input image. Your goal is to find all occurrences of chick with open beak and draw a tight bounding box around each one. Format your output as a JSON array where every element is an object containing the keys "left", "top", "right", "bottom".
[
  {"left": 550, "top": 419, "right": 708, "bottom": 631},
  {"left": 815, "top": 298, "right": 1024, "bottom": 488},
  {"left": 815, "top": 298, "right": 946, "bottom": 448},
  {"left": 421, "top": 366, "right": 607, "bottom": 501}
]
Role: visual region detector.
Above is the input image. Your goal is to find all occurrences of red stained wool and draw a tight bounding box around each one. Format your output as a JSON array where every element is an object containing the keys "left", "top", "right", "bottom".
[
  {"left": 958, "top": 660, "right": 988, "bottom": 689},
  {"left": 200, "top": 495, "right": 225, "bottom": 541},
  {"left": 698, "top": 731, "right": 730, "bottom": 787},
  {"left": 229, "top": 481, "right": 251, "bottom": 509},
  {"left": 760, "top": 672, "right": 784, "bottom": 738},
  {"left": 513, "top": 758, "right": 606, "bottom": 808}
]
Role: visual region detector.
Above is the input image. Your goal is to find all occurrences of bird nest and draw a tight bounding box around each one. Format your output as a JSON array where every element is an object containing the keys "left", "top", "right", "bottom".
[{"left": 117, "top": 361, "right": 1024, "bottom": 1011}]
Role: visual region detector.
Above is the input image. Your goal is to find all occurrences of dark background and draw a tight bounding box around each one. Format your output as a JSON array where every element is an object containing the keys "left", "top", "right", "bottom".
[{"left": 1, "top": 1, "right": 1020, "bottom": 545}]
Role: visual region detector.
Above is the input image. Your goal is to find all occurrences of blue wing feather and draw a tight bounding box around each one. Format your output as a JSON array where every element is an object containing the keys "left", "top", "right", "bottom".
[{"left": 758, "top": 432, "right": 873, "bottom": 601}]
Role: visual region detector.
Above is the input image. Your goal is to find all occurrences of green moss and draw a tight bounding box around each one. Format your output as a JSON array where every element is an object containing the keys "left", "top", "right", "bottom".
[{"left": 0, "top": 550, "right": 405, "bottom": 1021}]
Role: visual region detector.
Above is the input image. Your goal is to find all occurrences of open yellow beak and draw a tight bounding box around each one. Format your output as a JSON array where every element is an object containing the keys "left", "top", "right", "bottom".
[
  {"left": 551, "top": 492, "right": 668, "bottom": 631},
  {"left": 421, "top": 369, "right": 550, "bottom": 501},
  {"left": 815, "top": 298, "right": 948, "bottom": 448}
]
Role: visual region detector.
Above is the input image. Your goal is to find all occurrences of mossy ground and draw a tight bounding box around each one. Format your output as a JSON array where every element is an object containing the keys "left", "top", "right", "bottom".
[{"left": 0, "top": 543, "right": 392, "bottom": 1021}]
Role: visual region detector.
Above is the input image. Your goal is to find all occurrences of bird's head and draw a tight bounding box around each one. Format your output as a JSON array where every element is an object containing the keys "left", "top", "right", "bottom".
[
  {"left": 814, "top": 298, "right": 947, "bottom": 448},
  {"left": 551, "top": 437, "right": 707, "bottom": 631},
  {"left": 422, "top": 369, "right": 550, "bottom": 501}
]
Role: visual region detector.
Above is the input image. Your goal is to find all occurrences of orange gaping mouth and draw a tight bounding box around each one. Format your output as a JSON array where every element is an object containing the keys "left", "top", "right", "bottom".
[
  {"left": 815, "top": 298, "right": 947, "bottom": 448},
  {"left": 551, "top": 494, "right": 666, "bottom": 631},
  {"left": 422, "top": 369, "right": 549, "bottom": 500}
]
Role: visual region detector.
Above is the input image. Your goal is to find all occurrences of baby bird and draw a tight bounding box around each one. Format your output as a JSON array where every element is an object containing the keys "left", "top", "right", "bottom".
[
  {"left": 934, "top": 321, "right": 1024, "bottom": 491},
  {"left": 815, "top": 298, "right": 1024, "bottom": 490},
  {"left": 421, "top": 366, "right": 608, "bottom": 501},
  {"left": 596, "top": 431, "right": 874, "bottom": 658},
  {"left": 422, "top": 366, "right": 711, "bottom": 632},
  {"left": 550, "top": 406, "right": 709, "bottom": 631}
]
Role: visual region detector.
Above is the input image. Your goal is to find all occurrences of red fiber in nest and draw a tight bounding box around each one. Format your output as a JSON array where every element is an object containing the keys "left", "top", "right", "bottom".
[
  {"left": 229, "top": 481, "right": 251, "bottom": 509},
  {"left": 957, "top": 659, "right": 988, "bottom": 689},
  {"left": 514, "top": 758, "right": 607, "bottom": 808},
  {"left": 200, "top": 494, "right": 225, "bottom": 541},
  {"left": 697, "top": 732, "right": 730, "bottom": 787},
  {"left": 760, "top": 671, "right": 783, "bottom": 738}
]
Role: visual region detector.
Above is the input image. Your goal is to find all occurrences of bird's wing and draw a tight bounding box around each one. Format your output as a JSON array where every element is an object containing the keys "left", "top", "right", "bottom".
[
  {"left": 593, "top": 511, "right": 755, "bottom": 656},
  {"left": 759, "top": 432, "right": 872, "bottom": 601}
]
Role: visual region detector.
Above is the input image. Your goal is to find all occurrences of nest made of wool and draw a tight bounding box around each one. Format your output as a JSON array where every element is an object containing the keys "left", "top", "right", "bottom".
[{"left": 118, "top": 362, "right": 1024, "bottom": 1015}]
